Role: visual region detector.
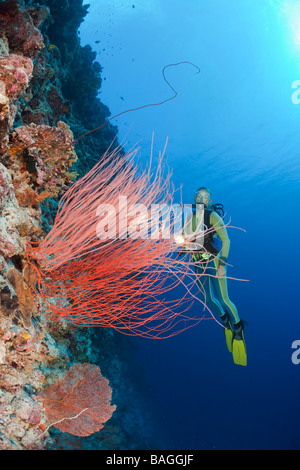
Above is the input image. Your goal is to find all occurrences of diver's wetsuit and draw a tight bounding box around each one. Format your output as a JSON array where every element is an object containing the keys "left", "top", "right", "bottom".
[{"left": 189, "top": 209, "right": 240, "bottom": 325}]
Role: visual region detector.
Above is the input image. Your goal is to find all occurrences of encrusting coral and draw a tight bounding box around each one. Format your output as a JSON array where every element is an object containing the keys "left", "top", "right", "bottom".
[
  {"left": 0, "top": 54, "right": 33, "bottom": 101},
  {"left": 0, "top": 162, "right": 38, "bottom": 258},
  {"left": 8, "top": 121, "right": 78, "bottom": 205},
  {"left": 0, "top": 0, "right": 45, "bottom": 59},
  {"left": 6, "top": 265, "right": 36, "bottom": 329},
  {"left": 0, "top": 43, "right": 34, "bottom": 155}
]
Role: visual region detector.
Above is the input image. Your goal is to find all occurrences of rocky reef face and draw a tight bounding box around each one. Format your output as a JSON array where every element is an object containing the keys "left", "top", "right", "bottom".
[{"left": 0, "top": 0, "right": 151, "bottom": 450}]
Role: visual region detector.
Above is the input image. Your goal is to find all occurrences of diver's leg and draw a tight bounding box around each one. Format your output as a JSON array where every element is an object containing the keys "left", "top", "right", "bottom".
[
  {"left": 209, "top": 258, "right": 240, "bottom": 324},
  {"left": 194, "top": 261, "right": 226, "bottom": 318},
  {"left": 194, "top": 260, "right": 234, "bottom": 353},
  {"left": 209, "top": 259, "right": 247, "bottom": 365}
]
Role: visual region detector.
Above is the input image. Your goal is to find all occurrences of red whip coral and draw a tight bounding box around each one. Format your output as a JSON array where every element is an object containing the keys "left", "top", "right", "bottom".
[
  {"left": 37, "top": 363, "right": 116, "bottom": 437},
  {"left": 26, "top": 141, "right": 211, "bottom": 338}
]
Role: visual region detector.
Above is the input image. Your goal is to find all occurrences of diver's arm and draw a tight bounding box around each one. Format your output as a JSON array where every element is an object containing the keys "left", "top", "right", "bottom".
[{"left": 210, "top": 211, "right": 230, "bottom": 264}]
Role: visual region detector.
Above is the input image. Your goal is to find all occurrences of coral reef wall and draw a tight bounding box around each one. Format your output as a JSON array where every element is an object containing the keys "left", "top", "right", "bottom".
[{"left": 0, "top": 0, "right": 151, "bottom": 450}]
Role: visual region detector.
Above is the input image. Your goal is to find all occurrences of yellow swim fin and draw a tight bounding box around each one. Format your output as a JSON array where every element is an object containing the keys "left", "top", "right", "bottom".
[
  {"left": 224, "top": 328, "right": 233, "bottom": 353},
  {"left": 220, "top": 313, "right": 234, "bottom": 353},
  {"left": 232, "top": 321, "right": 247, "bottom": 367}
]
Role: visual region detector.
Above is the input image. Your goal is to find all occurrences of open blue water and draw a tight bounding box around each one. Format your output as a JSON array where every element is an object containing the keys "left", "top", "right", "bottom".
[{"left": 80, "top": 0, "right": 300, "bottom": 450}]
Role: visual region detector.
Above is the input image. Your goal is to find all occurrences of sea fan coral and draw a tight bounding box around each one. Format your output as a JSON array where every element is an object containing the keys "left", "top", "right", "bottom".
[
  {"left": 26, "top": 141, "right": 208, "bottom": 339},
  {"left": 37, "top": 363, "right": 116, "bottom": 437}
]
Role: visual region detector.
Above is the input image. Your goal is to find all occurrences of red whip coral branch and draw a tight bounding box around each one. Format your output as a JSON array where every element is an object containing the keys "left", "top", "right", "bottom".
[
  {"left": 37, "top": 363, "right": 116, "bottom": 437},
  {"left": 26, "top": 140, "right": 214, "bottom": 338}
]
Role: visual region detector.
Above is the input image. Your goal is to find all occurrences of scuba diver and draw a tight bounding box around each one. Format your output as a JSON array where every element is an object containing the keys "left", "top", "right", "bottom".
[{"left": 180, "top": 186, "right": 247, "bottom": 366}]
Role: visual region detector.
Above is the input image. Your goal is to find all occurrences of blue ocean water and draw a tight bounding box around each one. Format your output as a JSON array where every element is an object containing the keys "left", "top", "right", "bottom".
[{"left": 80, "top": 0, "right": 300, "bottom": 450}]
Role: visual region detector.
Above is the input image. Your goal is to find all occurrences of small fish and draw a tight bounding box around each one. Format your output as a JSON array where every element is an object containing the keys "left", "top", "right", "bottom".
[
  {"left": 22, "top": 332, "right": 31, "bottom": 340},
  {"left": 62, "top": 99, "right": 70, "bottom": 115},
  {"left": 48, "top": 44, "right": 56, "bottom": 50},
  {"left": 95, "top": 40, "right": 100, "bottom": 44}
]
